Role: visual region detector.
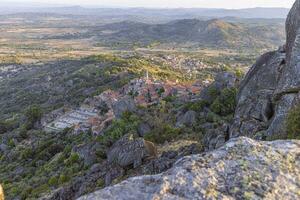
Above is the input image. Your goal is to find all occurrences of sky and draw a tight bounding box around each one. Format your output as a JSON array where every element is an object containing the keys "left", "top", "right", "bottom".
[{"left": 1, "top": 0, "right": 295, "bottom": 9}]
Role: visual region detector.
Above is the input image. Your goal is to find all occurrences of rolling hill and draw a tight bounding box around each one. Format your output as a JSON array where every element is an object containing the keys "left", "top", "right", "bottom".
[{"left": 96, "top": 19, "right": 285, "bottom": 49}]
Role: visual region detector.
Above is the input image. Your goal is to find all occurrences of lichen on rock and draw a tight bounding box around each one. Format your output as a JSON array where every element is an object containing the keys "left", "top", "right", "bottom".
[{"left": 77, "top": 137, "right": 300, "bottom": 200}]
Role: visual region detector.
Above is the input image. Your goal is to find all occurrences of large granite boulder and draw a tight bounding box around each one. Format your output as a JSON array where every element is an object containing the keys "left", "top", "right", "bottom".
[
  {"left": 77, "top": 137, "right": 300, "bottom": 200},
  {"left": 137, "top": 122, "right": 151, "bottom": 137},
  {"left": 230, "top": 0, "right": 300, "bottom": 138},
  {"left": 72, "top": 142, "right": 103, "bottom": 166},
  {"left": 112, "top": 97, "right": 136, "bottom": 118},
  {"left": 107, "top": 134, "right": 157, "bottom": 168},
  {"left": 176, "top": 110, "right": 197, "bottom": 127},
  {"left": 203, "top": 123, "right": 229, "bottom": 151}
]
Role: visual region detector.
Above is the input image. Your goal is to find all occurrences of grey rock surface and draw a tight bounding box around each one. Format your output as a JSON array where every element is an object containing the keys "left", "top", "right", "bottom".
[
  {"left": 176, "top": 110, "right": 197, "bottom": 127},
  {"left": 77, "top": 137, "right": 300, "bottom": 200},
  {"left": 112, "top": 97, "right": 136, "bottom": 118},
  {"left": 137, "top": 122, "right": 151, "bottom": 137},
  {"left": 107, "top": 134, "right": 155, "bottom": 168},
  {"left": 230, "top": 0, "right": 300, "bottom": 138},
  {"left": 73, "top": 142, "right": 102, "bottom": 166},
  {"left": 203, "top": 123, "right": 229, "bottom": 151}
]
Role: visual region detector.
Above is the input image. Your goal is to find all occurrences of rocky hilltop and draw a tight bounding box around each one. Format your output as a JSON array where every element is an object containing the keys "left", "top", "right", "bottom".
[
  {"left": 78, "top": 137, "right": 300, "bottom": 200},
  {"left": 230, "top": 0, "right": 300, "bottom": 139},
  {"left": 76, "top": 1, "right": 300, "bottom": 199}
]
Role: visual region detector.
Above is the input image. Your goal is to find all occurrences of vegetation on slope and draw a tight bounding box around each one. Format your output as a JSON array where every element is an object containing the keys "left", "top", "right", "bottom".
[{"left": 286, "top": 104, "right": 300, "bottom": 139}]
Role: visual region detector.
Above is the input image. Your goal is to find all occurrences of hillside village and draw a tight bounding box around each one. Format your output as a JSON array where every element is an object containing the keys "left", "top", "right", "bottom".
[
  {"left": 0, "top": 1, "right": 300, "bottom": 200},
  {"left": 43, "top": 73, "right": 204, "bottom": 135}
]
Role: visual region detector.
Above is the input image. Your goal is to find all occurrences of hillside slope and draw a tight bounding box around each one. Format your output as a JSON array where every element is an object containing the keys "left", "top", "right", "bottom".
[{"left": 97, "top": 19, "right": 285, "bottom": 49}]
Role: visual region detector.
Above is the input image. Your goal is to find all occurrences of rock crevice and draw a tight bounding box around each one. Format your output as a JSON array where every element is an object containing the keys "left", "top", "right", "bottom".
[{"left": 230, "top": 0, "right": 300, "bottom": 138}]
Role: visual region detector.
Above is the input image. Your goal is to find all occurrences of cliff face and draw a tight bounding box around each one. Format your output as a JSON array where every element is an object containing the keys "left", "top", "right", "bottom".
[
  {"left": 230, "top": 0, "right": 300, "bottom": 139},
  {"left": 77, "top": 137, "right": 300, "bottom": 200}
]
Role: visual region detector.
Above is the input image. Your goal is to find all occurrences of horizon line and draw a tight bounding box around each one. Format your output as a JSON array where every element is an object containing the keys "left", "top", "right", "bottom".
[{"left": 0, "top": 1, "right": 292, "bottom": 9}]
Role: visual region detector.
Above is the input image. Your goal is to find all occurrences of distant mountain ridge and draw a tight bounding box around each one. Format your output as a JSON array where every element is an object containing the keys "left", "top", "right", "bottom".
[
  {"left": 0, "top": 4, "right": 290, "bottom": 19},
  {"left": 97, "top": 18, "right": 285, "bottom": 49}
]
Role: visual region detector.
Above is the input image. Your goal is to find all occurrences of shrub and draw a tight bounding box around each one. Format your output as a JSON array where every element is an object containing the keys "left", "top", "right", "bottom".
[
  {"left": 157, "top": 87, "right": 165, "bottom": 97},
  {"left": 144, "top": 123, "right": 181, "bottom": 144},
  {"left": 48, "top": 176, "right": 58, "bottom": 186},
  {"left": 65, "top": 153, "right": 80, "bottom": 166},
  {"left": 58, "top": 174, "right": 70, "bottom": 184},
  {"left": 208, "top": 86, "right": 220, "bottom": 100},
  {"left": 8, "top": 139, "right": 15, "bottom": 148},
  {"left": 184, "top": 100, "right": 208, "bottom": 112},
  {"left": 286, "top": 104, "right": 300, "bottom": 139},
  {"left": 99, "top": 112, "right": 140, "bottom": 145},
  {"left": 235, "top": 68, "right": 244, "bottom": 78},
  {"left": 210, "top": 88, "right": 237, "bottom": 116},
  {"left": 163, "top": 95, "right": 176, "bottom": 103},
  {"left": 24, "top": 105, "right": 43, "bottom": 130}
]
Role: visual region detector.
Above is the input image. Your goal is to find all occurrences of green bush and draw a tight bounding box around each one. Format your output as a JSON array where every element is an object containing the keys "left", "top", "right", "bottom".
[
  {"left": 58, "top": 174, "right": 70, "bottom": 184},
  {"left": 184, "top": 100, "right": 208, "bottom": 112},
  {"left": 208, "top": 86, "right": 220, "bottom": 100},
  {"left": 144, "top": 123, "right": 181, "bottom": 144},
  {"left": 64, "top": 153, "right": 80, "bottom": 166},
  {"left": 24, "top": 105, "right": 43, "bottom": 129},
  {"left": 210, "top": 87, "right": 237, "bottom": 116},
  {"left": 98, "top": 112, "right": 140, "bottom": 145},
  {"left": 286, "top": 104, "right": 300, "bottom": 139},
  {"left": 8, "top": 139, "right": 15, "bottom": 148},
  {"left": 48, "top": 176, "right": 58, "bottom": 186}
]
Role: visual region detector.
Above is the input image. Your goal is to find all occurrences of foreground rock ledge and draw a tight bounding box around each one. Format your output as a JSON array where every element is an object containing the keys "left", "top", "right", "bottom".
[{"left": 77, "top": 137, "right": 300, "bottom": 200}]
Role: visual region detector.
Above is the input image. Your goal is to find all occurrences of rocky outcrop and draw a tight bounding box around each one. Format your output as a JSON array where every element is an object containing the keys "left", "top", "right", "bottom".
[
  {"left": 77, "top": 137, "right": 300, "bottom": 200},
  {"left": 112, "top": 96, "right": 136, "bottom": 118},
  {"left": 176, "top": 110, "right": 197, "bottom": 127},
  {"left": 230, "top": 50, "right": 285, "bottom": 138},
  {"left": 203, "top": 123, "right": 229, "bottom": 151},
  {"left": 107, "top": 134, "right": 157, "bottom": 168},
  {"left": 72, "top": 142, "right": 103, "bottom": 166},
  {"left": 230, "top": 0, "right": 300, "bottom": 138},
  {"left": 137, "top": 122, "right": 151, "bottom": 137}
]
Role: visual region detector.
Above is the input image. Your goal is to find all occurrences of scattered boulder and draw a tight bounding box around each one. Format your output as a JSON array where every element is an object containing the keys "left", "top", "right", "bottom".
[
  {"left": 77, "top": 137, "right": 300, "bottom": 200},
  {"left": 112, "top": 97, "right": 136, "bottom": 118},
  {"left": 0, "top": 144, "right": 8, "bottom": 154},
  {"left": 72, "top": 142, "right": 103, "bottom": 166},
  {"left": 143, "top": 143, "right": 201, "bottom": 175},
  {"left": 203, "top": 123, "right": 229, "bottom": 151},
  {"left": 107, "top": 134, "right": 157, "bottom": 168},
  {"left": 176, "top": 110, "right": 197, "bottom": 127},
  {"left": 137, "top": 123, "right": 151, "bottom": 137}
]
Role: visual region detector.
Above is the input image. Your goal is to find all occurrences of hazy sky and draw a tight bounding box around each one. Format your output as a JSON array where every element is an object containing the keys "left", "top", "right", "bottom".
[{"left": 2, "top": 0, "right": 295, "bottom": 8}]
